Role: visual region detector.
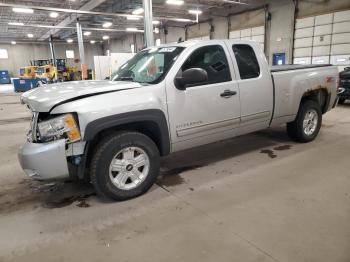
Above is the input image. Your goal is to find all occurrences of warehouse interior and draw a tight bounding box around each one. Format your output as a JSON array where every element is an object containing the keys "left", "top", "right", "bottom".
[{"left": 0, "top": 0, "right": 350, "bottom": 261}]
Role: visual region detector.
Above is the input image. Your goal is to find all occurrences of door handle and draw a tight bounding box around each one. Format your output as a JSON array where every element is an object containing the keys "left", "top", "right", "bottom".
[{"left": 220, "top": 90, "right": 237, "bottom": 98}]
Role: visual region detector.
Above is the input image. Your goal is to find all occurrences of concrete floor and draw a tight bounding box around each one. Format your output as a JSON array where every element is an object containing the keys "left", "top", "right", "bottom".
[{"left": 0, "top": 92, "right": 350, "bottom": 262}]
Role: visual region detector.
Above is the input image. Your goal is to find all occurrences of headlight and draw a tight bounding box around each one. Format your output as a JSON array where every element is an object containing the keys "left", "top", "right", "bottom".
[{"left": 38, "top": 114, "right": 81, "bottom": 143}]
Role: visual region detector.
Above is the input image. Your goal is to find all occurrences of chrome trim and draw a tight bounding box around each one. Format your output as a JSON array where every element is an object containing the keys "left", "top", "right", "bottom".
[
  {"left": 176, "top": 117, "right": 240, "bottom": 137},
  {"left": 338, "top": 87, "right": 345, "bottom": 95}
]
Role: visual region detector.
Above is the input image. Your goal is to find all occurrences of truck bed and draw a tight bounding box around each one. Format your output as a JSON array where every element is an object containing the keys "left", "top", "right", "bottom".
[{"left": 270, "top": 64, "right": 332, "bottom": 72}]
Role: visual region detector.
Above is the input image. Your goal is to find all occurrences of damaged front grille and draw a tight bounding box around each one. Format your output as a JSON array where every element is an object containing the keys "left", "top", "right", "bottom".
[{"left": 27, "top": 112, "right": 39, "bottom": 143}]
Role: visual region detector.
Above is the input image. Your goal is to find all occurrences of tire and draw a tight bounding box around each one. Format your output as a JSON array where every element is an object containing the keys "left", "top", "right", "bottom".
[
  {"left": 90, "top": 131, "right": 160, "bottom": 201},
  {"left": 287, "top": 100, "right": 322, "bottom": 143},
  {"left": 338, "top": 98, "right": 346, "bottom": 105}
]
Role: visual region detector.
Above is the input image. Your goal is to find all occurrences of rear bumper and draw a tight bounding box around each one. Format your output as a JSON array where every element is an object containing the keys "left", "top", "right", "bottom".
[{"left": 18, "top": 139, "right": 69, "bottom": 180}]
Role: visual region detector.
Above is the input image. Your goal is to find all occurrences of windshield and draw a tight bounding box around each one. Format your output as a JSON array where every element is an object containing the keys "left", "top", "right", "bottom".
[{"left": 111, "top": 46, "right": 184, "bottom": 84}]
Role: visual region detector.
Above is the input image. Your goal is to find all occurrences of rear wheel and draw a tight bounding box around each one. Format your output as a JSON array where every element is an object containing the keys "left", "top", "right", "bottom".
[
  {"left": 338, "top": 98, "right": 346, "bottom": 104},
  {"left": 90, "top": 131, "right": 160, "bottom": 201},
  {"left": 287, "top": 100, "right": 322, "bottom": 143}
]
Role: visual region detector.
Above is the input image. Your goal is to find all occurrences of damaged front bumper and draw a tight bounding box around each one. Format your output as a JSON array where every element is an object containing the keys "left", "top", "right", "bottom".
[{"left": 18, "top": 139, "right": 70, "bottom": 180}]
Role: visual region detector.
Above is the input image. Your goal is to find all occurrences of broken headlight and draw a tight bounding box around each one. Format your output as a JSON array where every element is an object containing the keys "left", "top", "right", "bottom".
[{"left": 37, "top": 114, "right": 81, "bottom": 143}]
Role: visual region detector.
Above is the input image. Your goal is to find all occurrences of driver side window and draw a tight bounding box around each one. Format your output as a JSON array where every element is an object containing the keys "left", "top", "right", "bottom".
[{"left": 181, "top": 45, "right": 231, "bottom": 87}]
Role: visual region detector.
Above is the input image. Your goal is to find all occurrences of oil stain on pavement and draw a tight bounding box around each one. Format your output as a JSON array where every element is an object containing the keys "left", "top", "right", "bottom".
[
  {"left": 260, "top": 145, "right": 292, "bottom": 159},
  {"left": 156, "top": 165, "right": 202, "bottom": 188}
]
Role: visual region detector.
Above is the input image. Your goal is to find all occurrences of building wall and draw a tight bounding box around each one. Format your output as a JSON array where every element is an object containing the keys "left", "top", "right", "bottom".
[
  {"left": 297, "top": 0, "right": 350, "bottom": 18},
  {"left": 266, "top": 0, "right": 295, "bottom": 64},
  {"left": 0, "top": 42, "right": 103, "bottom": 77},
  {"left": 230, "top": 9, "right": 265, "bottom": 31},
  {"left": 105, "top": 34, "right": 144, "bottom": 54},
  {"left": 3, "top": 0, "right": 347, "bottom": 76}
]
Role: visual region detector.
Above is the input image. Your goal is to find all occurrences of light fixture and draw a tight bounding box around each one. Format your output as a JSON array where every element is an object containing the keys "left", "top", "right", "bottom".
[
  {"left": 222, "top": 0, "right": 249, "bottom": 5},
  {"left": 126, "top": 27, "right": 138, "bottom": 32},
  {"left": 11, "top": 41, "right": 16, "bottom": 45},
  {"left": 102, "top": 35, "right": 110, "bottom": 40},
  {"left": 50, "top": 12, "right": 59, "bottom": 18},
  {"left": 166, "top": 0, "right": 184, "bottom": 5},
  {"left": 90, "top": 40, "right": 96, "bottom": 44},
  {"left": 102, "top": 22, "right": 113, "bottom": 28},
  {"left": 152, "top": 20, "right": 160, "bottom": 25},
  {"left": 174, "top": 18, "right": 191, "bottom": 22},
  {"left": 13, "top": 7, "right": 34, "bottom": 14},
  {"left": 67, "top": 39, "right": 73, "bottom": 43},
  {"left": 188, "top": 9, "right": 202, "bottom": 15},
  {"left": 27, "top": 33, "right": 34, "bottom": 38},
  {"left": 8, "top": 22, "right": 24, "bottom": 26},
  {"left": 337, "top": 58, "right": 346, "bottom": 62},
  {"left": 127, "top": 16, "right": 141, "bottom": 20},
  {"left": 154, "top": 28, "right": 159, "bottom": 34},
  {"left": 132, "top": 8, "right": 144, "bottom": 15},
  {"left": 83, "top": 31, "right": 91, "bottom": 36}
]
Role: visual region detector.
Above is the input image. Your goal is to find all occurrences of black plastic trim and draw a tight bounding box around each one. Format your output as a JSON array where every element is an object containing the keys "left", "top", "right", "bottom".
[
  {"left": 269, "top": 73, "right": 276, "bottom": 126},
  {"left": 271, "top": 64, "right": 332, "bottom": 73},
  {"left": 84, "top": 109, "right": 171, "bottom": 156}
]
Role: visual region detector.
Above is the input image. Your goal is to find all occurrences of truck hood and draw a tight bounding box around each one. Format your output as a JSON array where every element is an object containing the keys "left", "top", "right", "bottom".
[{"left": 21, "top": 80, "right": 142, "bottom": 112}]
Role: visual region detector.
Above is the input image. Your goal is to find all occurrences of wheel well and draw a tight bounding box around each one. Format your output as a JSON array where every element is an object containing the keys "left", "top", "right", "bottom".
[
  {"left": 301, "top": 89, "right": 329, "bottom": 113},
  {"left": 86, "top": 120, "right": 167, "bottom": 160}
]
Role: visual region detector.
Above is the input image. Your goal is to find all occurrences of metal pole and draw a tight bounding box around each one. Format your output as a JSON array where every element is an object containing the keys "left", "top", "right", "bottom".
[
  {"left": 143, "top": 0, "right": 154, "bottom": 47},
  {"left": 49, "top": 35, "right": 56, "bottom": 66},
  {"left": 76, "top": 21, "right": 87, "bottom": 80},
  {"left": 76, "top": 22, "right": 85, "bottom": 64}
]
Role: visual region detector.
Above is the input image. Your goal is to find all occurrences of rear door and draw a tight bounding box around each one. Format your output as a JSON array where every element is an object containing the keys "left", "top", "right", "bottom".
[
  {"left": 165, "top": 41, "right": 241, "bottom": 152},
  {"left": 226, "top": 41, "right": 274, "bottom": 134}
]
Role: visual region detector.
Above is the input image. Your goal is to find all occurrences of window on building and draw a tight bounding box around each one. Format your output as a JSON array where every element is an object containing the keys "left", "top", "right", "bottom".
[
  {"left": 181, "top": 45, "right": 231, "bottom": 86},
  {"left": 232, "top": 44, "right": 260, "bottom": 79},
  {"left": 0, "top": 49, "right": 8, "bottom": 59},
  {"left": 66, "top": 50, "right": 75, "bottom": 59}
]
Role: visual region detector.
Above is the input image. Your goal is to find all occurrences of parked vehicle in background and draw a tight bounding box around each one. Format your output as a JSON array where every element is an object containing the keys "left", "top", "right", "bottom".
[
  {"left": 19, "top": 40, "right": 339, "bottom": 201},
  {"left": 338, "top": 67, "right": 350, "bottom": 104}
]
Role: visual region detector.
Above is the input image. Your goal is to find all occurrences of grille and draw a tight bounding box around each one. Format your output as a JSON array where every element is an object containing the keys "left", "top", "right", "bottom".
[
  {"left": 340, "top": 79, "right": 350, "bottom": 89},
  {"left": 27, "top": 112, "right": 39, "bottom": 143}
]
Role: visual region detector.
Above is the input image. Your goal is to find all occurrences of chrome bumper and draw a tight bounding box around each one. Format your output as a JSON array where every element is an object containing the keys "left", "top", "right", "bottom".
[{"left": 18, "top": 139, "right": 69, "bottom": 180}]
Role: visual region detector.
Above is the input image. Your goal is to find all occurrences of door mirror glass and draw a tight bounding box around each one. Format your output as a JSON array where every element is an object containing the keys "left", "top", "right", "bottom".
[{"left": 175, "top": 68, "right": 208, "bottom": 90}]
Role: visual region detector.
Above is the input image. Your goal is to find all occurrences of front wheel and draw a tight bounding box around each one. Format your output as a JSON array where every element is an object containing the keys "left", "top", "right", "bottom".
[
  {"left": 90, "top": 131, "right": 160, "bottom": 201},
  {"left": 287, "top": 100, "right": 322, "bottom": 143}
]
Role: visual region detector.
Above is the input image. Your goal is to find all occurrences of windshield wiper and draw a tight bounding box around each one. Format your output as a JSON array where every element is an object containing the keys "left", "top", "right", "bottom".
[{"left": 118, "top": 76, "right": 135, "bottom": 82}]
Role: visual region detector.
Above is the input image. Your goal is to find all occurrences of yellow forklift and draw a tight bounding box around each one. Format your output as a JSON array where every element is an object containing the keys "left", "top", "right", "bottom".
[
  {"left": 31, "top": 59, "right": 57, "bottom": 83},
  {"left": 36, "top": 65, "right": 58, "bottom": 83},
  {"left": 15, "top": 66, "right": 40, "bottom": 92},
  {"left": 19, "top": 66, "right": 38, "bottom": 79}
]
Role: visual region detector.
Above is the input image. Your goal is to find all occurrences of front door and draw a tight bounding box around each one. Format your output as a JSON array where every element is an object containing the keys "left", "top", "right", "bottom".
[{"left": 165, "top": 42, "right": 241, "bottom": 152}]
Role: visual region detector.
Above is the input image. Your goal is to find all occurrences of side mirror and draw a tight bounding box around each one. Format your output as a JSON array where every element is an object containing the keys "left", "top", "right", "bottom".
[{"left": 175, "top": 68, "right": 208, "bottom": 90}]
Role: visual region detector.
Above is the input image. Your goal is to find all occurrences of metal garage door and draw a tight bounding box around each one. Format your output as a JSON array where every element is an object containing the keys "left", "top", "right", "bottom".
[
  {"left": 188, "top": 35, "right": 210, "bottom": 41},
  {"left": 293, "top": 10, "right": 350, "bottom": 66},
  {"left": 229, "top": 26, "right": 265, "bottom": 52}
]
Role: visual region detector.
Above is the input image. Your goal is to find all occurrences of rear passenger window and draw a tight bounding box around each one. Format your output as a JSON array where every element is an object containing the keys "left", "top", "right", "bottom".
[
  {"left": 232, "top": 44, "right": 260, "bottom": 79},
  {"left": 181, "top": 45, "right": 231, "bottom": 86}
]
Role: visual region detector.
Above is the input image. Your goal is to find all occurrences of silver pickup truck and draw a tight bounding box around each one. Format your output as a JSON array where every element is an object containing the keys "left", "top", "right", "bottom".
[{"left": 19, "top": 40, "right": 339, "bottom": 200}]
